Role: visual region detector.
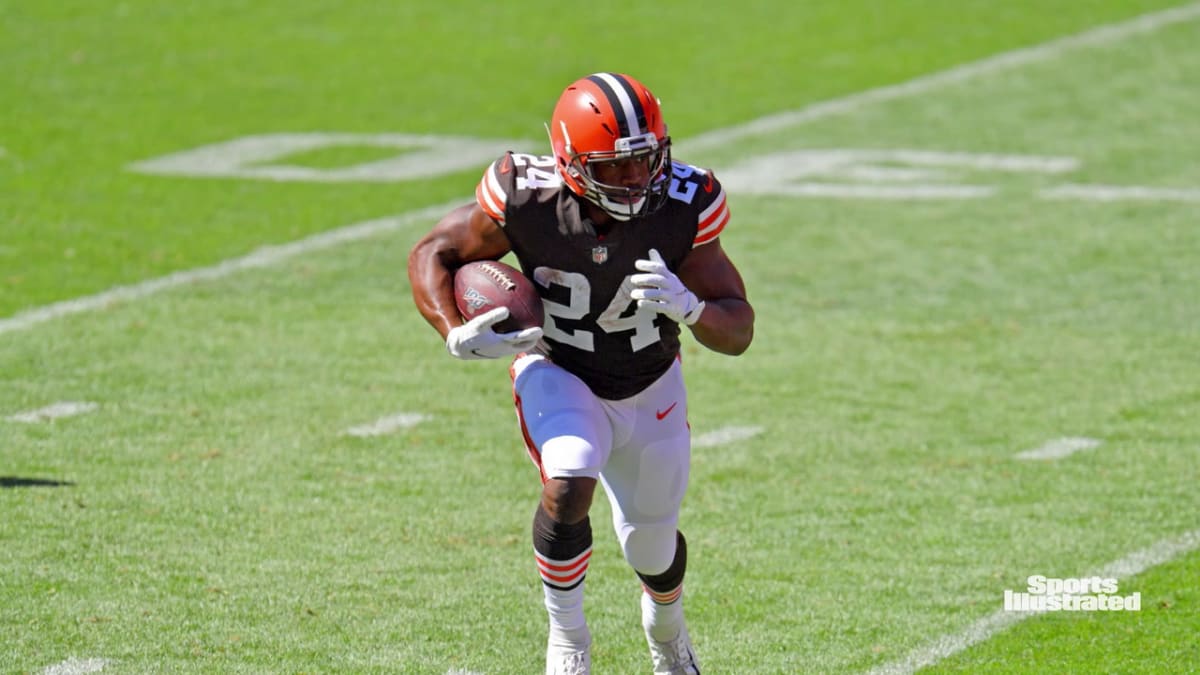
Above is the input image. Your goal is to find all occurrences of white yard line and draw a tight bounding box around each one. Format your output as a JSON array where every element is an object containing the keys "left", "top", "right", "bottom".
[
  {"left": 41, "top": 658, "right": 109, "bottom": 675},
  {"left": 6, "top": 401, "right": 98, "bottom": 423},
  {"left": 686, "top": 2, "right": 1200, "bottom": 152},
  {"left": 692, "top": 426, "right": 763, "bottom": 448},
  {"left": 343, "top": 412, "right": 429, "bottom": 437},
  {"left": 1014, "top": 437, "right": 1102, "bottom": 461},
  {"left": 0, "top": 203, "right": 458, "bottom": 336},
  {"left": 3, "top": 4, "right": 1199, "bottom": 338},
  {"left": 865, "top": 527, "right": 1200, "bottom": 675},
  {"left": 1041, "top": 183, "right": 1200, "bottom": 202}
]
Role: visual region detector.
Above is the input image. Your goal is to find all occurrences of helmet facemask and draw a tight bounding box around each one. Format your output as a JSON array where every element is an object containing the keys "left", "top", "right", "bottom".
[{"left": 562, "top": 130, "right": 673, "bottom": 221}]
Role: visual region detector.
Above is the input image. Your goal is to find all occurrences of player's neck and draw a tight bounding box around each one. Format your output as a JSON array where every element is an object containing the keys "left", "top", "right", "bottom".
[{"left": 584, "top": 203, "right": 618, "bottom": 238}]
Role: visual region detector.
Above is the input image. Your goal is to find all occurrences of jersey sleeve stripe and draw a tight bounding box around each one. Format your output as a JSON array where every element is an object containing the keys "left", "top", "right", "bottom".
[
  {"left": 693, "top": 189, "right": 729, "bottom": 246},
  {"left": 693, "top": 205, "right": 729, "bottom": 245},
  {"left": 696, "top": 187, "right": 726, "bottom": 225},
  {"left": 475, "top": 161, "right": 507, "bottom": 224},
  {"left": 476, "top": 182, "right": 504, "bottom": 223}
]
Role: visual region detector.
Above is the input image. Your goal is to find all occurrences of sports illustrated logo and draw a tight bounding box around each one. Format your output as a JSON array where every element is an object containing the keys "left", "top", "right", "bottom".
[
  {"left": 1003, "top": 575, "right": 1141, "bottom": 612},
  {"left": 461, "top": 287, "right": 493, "bottom": 312}
]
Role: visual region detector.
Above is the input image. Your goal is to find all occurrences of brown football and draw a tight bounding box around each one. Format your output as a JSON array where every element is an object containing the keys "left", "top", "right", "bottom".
[{"left": 453, "top": 260, "right": 544, "bottom": 333}]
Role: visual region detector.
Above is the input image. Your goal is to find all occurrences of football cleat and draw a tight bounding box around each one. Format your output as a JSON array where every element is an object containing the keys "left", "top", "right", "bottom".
[
  {"left": 646, "top": 624, "right": 701, "bottom": 674},
  {"left": 545, "top": 643, "right": 591, "bottom": 675}
]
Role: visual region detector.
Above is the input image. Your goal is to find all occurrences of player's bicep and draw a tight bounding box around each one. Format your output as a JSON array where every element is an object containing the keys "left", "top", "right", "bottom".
[
  {"left": 421, "top": 202, "right": 512, "bottom": 268},
  {"left": 678, "top": 238, "right": 747, "bottom": 303}
]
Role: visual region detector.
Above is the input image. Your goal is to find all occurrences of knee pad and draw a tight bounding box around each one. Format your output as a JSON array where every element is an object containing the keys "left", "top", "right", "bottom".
[
  {"left": 619, "top": 524, "right": 679, "bottom": 575},
  {"left": 540, "top": 435, "right": 603, "bottom": 479},
  {"left": 637, "top": 531, "right": 687, "bottom": 594}
]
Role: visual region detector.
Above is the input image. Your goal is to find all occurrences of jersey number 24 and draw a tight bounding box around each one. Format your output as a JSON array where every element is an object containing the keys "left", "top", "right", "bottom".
[{"left": 532, "top": 267, "right": 659, "bottom": 352}]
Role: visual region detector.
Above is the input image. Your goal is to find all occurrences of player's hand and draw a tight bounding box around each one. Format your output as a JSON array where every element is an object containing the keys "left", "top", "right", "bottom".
[
  {"left": 630, "top": 248, "right": 706, "bottom": 326},
  {"left": 445, "top": 307, "right": 543, "bottom": 360}
]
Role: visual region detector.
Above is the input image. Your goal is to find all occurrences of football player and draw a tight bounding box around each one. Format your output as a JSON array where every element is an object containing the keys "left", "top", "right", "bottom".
[{"left": 409, "top": 72, "right": 754, "bottom": 674}]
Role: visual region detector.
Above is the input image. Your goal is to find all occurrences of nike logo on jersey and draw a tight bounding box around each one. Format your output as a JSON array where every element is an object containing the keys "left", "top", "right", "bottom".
[
  {"left": 498, "top": 154, "right": 513, "bottom": 174},
  {"left": 655, "top": 402, "right": 678, "bottom": 420},
  {"left": 703, "top": 173, "right": 714, "bottom": 193}
]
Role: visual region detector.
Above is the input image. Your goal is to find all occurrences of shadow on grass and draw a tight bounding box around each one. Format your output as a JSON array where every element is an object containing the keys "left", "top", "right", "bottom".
[{"left": 0, "top": 476, "right": 75, "bottom": 488}]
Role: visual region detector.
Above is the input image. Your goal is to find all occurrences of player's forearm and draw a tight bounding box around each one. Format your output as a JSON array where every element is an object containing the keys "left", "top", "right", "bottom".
[
  {"left": 688, "top": 298, "right": 754, "bottom": 355},
  {"left": 407, "top": 242, "right": 463, "bottom": 340}
]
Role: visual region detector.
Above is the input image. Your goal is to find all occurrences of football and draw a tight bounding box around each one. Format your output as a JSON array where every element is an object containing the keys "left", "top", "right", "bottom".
[{"left": 453, "top": 260, "right": 544, "bottom": 333}]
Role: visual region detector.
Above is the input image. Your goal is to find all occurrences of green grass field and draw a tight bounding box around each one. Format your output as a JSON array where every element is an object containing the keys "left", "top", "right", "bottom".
[{"left": 3, "top": 1, "right": 1199, "bottom": 673}]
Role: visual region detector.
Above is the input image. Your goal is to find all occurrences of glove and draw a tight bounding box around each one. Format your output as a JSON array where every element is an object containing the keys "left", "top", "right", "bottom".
[
  {"left": 630, "top": 249, "right": 706, "bottom": 326},
  {"left": 446, "top": 307, "right": 543, "bottom": 360}
]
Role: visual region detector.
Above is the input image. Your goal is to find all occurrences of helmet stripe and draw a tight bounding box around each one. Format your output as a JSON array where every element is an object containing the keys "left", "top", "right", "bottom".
[{"left": 587, "top": 72, "right": 646, "bottom": 138}]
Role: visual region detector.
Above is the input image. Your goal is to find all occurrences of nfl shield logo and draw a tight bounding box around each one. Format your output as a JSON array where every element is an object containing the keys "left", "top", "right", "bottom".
[
  {"left": 461, "top": 287, "right": 491, "bottom": 311},
  {"left": 591, "top": 246, "right": 608, "bottom": 264}
]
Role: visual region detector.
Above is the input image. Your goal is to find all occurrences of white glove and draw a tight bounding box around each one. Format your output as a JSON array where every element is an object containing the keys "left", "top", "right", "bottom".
[
  {"left": 446, "top": 307, "right": 543, "bottom": 360},
  {"left": 630, "top": 249, "right": 706, "bottom": 325}
]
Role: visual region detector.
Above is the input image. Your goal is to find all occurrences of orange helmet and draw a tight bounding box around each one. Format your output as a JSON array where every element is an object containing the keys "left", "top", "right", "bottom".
[{"left": 548, "top": 73, "right": 672, "bottom": 220}]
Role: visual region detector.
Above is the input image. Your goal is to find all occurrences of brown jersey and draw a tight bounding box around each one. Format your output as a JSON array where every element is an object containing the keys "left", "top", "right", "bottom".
[{"left": 475, "top": 152, "right": 730, "bottom": 399}]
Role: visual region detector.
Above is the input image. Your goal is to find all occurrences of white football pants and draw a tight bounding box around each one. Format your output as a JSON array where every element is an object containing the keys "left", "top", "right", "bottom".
[{"left": 511, "top": 353, "right": 691, "bottom": 575}]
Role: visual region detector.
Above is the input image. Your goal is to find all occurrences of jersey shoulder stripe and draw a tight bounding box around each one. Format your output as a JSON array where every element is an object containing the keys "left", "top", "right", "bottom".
[
  {"left": 475, "top": 155, "right": 509, "bottom": 225},
  {"left": 693, "top": 183, "right": 729, "bottom": 246}
]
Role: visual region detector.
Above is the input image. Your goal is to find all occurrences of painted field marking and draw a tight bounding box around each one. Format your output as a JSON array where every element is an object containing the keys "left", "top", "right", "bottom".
[
  {"left": 343, "top": 412, "right": 429, "bottom": 437},
  {"left": 0, "top": 203, "right": 457, "bottom": 337},
  {"left": 3, "top": 3, "right": 1198, "bottom": 338},
  {"left": 693, "top": 426, "right": 763, "bottom": 448},
  {"left": 686, "top": 2, "right": 1200, "bottom": 152},
  {"left": 41, "top": 658, "right": 109, "bottom": 675},
  {"left": 1041, "top": 183, "right": 1200, "bottom": 202},
  {"left": 6, "top": 401, "right": 99, "bottom": 423},
  {"left": 718, "top": 149, "right": 1080, "bottom": 200},
  {"left": 129, "top": 133, "right": 518, "bottom": 183},
  {"left": 1015, "top": 437, "right": 1102, "bottom": 460},
  {"left": 865, "top": 527, "right": 1200, "bottom": 675}
]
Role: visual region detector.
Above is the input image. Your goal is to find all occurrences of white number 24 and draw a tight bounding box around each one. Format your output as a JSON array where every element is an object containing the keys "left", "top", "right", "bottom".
[{"left": 532, "top": 267, "right": 660, "bottom": 352}]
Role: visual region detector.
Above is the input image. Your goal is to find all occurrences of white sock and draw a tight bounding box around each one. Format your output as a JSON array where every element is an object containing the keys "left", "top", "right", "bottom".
[
  {"left": 641, "top": 588, "right": 685, "bottom": 643},
  {"left": 545, "top": 583, "right": 590, "bottom": 650}
]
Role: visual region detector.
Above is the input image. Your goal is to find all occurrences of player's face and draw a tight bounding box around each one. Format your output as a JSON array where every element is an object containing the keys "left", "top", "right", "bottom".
[{"left": 590, "top": 156, "right": 652, "bottom": 196}]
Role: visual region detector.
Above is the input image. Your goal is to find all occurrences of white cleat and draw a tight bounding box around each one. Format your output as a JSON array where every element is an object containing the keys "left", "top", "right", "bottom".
[
  {"left": 647, "top": 624, "right": 701, "bottom": 674},
  {"left": 545, "top": 643, "right": 591, "bottom": 675}
]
